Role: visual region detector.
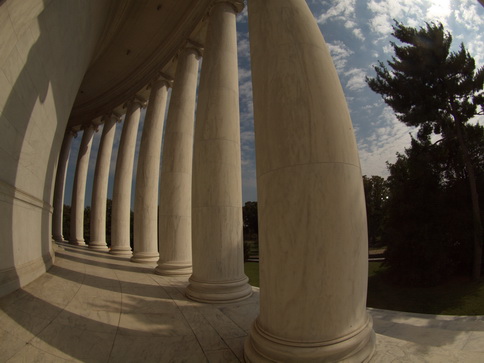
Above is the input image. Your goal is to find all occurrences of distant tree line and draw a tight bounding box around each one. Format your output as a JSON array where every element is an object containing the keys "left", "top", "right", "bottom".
[
  {"left": 62, "top": 200, "right": 257, "bottom": 256},
  {"left": 62, "top": 199, "right": 134, "bottom": 248}
]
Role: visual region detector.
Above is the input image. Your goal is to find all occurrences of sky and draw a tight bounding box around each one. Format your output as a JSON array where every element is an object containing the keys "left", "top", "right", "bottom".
[{"left": 64, "top": 0, "right": 484, "bottom": 207}]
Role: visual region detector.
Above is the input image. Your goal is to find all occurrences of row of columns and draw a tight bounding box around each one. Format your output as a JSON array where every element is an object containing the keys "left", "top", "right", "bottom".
[{"left": 52, "top": 0, "right": 375, "bottom": 361}]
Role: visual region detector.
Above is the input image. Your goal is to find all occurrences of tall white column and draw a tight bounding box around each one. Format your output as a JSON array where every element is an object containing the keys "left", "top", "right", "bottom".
[
  {"left": 155, "top": 45, "right": 201, "bottom": 275},
  {"left": 131, "top": 75, "right": 172, "bottom": 263},
  {"left": 186, "top": 0, "right": 252, "bottom": 303},
  {"left": 244, "top": 1, "right": 375, "bottom": 362},
  {"left": 89, "top": 114, "right": 118, "bottom": 251},
  {"left": 110, "top": 98, "right": 144, "bottom": 255},
  {"left": 70, "top": 124, "right": 96, "bottom": 246},
  {"left": 52, "top": 129, "right": 76, "bottom": 242}
]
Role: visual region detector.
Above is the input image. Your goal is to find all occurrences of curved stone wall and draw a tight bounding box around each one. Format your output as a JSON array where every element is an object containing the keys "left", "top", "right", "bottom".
[{"left": 0, "top": 0, "right": 114, "bottom": 296}]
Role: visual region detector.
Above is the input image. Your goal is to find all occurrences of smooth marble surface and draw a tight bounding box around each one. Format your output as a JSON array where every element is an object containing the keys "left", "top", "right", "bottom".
[
  {"left": 69, "top": 125, "right": 95, "bottom": 246},
  {"left": 246, "top": 0, "right": 373, "bottom": 361},
  {"left": 110, "top": 99, "right": 143, "bottom": 256},
  {"left": 132, "top": 78, "right": 170, "bottom": 263},
  {"left": 188, "top": 0, "right": 251, "bottom": 303},
  {"left": 156, "top": 46, "right": 200, "bottom": 276},
  {"left": 89, "top": 115, "right": 117, "bottom": 251},
  {"left": 52, "top": 130, "right": 75, "bottom": 243},
  {"left": 0, "top": 244, "right": 483, "bottom": 362},
  {"left": 0, "top": 0, "right": 113, "bottom": 296}
]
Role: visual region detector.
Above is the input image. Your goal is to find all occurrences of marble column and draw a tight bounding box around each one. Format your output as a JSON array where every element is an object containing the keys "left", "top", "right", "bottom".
[
  {"left": 244, "top": 0, "right": 376, "bottom": 362},
  {"left": 70, "top": 124, "right": 96, "bottom": 246},
  {"left": 186, "top": 0, "right": 252, "bottom": 303},
  {"left": 52, "top": 129, "right": 76, "bottom": 242},
  {"left": 110, "top": 97, "right": 144, "bottom": 255},
  {"left": 131, "top": 75, "right": 172, "bottom": 263},
  {"left": 155, "top": 45, "right": 201, "bottom": 275},
  {"left": 89, "top": 114, "right": 118, "bottom": 251}
]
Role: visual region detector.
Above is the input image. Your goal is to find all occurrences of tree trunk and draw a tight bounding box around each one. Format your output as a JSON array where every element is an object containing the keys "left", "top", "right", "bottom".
[{"left": 454, "top": 118, "right": 483, "bottom": 281}]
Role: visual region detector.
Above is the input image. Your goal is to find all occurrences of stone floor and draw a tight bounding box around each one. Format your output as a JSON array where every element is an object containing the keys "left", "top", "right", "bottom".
[{"left": 0, "top": 243, "right": 483, "bottom": 362}]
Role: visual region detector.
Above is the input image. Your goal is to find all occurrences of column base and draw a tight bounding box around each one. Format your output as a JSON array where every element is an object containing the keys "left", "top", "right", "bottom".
[
  {"left": 52, "top": 234, "right": 64, "bottom": 243},
  {"left": 69, "top": 239, "right": 87, "bottom": 246},
  {"left": 131, "top": 251, "right": 159, "bottom": 263},
  {"left": 154, "top": 261, "right": 192, "bottom": 276},
  {"left": 244, "top": 315, "right": 376, "bottom": 363},
  {"left": 186, "top": 275, "right": 253, "bottom": 303},
  {"left": 109, "top": 246, "right": 132, "bottom": 256},
  {"left": 88, "top": 242, "right": 109, "bottom": 251}
]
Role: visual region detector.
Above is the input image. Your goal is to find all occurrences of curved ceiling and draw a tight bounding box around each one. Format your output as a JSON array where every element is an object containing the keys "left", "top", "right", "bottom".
[{"left": 68, "top": 0, "right": 211, "bottom": 127}]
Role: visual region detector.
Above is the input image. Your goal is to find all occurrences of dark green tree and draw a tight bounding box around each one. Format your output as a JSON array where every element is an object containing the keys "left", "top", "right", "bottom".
[
  {"left": 106, "top": 199, "right": 112, "bottom": 246},
  {"left": 384, "top": 137, "right": 451, "bottom": 285},
  {"left": 384, "top": 128, "right": 484, "bottom": 285},
  {"left": 62, "top": 204, "right": 71, "bottom": 241},
  {"left": 243, "top": 201, "right": 258, "bottom": 241},
  {"left": 83, "top": 206, "right": 91, "bottom": 243},
  {"left": 363, "top": 175, "right": 389, "bottom": 247},
  {"left": 367, "top": 21, "right": 484, "bottom": 280}
]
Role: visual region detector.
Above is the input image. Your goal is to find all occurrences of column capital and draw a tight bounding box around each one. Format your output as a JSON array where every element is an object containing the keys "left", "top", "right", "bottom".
[
  {"left": 81, "top": 122, "right": 98, "bottom": 133},
  {"left": 102, "top": 112, "right": 122, "bottom": 124},
  {"left": 124, "top": 95, "right": 147, "bottom": 110},
  {"left": 67, "top": 128, "right": 78, "bottom": 138},
  {"left": 149, "top": 72, "right": 174, "bottom": 89},
  {"left": 184, "top": 39, "right": 204, "bottom": 58},
  {"left": 211, "top": 0, "right": 244, "bottom": 14}
]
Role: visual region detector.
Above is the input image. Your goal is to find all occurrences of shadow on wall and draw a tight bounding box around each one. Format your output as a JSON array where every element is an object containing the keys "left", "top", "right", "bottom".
[
  {"left": 0, "top": 0, "right": 110, "bottom": 295},
  {"left": 1, "top": 0, "right": 53, "bottom": 295}
]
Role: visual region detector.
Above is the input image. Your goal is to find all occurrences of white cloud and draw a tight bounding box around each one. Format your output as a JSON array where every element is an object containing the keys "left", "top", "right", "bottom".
[
  {"left": 454, "top": 0, "right": 484, "bottom": 31},
  {"left": 382, "top": 44, "right": 393, "bottom": 54},
  {"left": 426, "top": 0, "right": 451, "bottom": 26},
  {"left": 363, "top": 102, "right": 381, "bottom": 111},
  {"left": 317, "top": 0, "right": 365, "bottom": 40},
  {"left": 237, "top": 34, "right": 250, "bottom": 59},
  {"left": 366, "top": 0, "right": 483, "bottom": 68},
  {"left": 352, "top": 28, "right": 365, "bottom": 41},
  {"left": 236, "top": 6, "right": 248, "bottom": 23},
  {"left": 453, "top": 0, "right": 484, "bottom": 65},
  {"left": 367, "top": 0, "right": 425, "bottom": 38},
  {"left": 344, "top": 20, "right": 356, "bottom": 29},
  {"left": 317, "top": 0, "right": 357, "bottom": 23},
  {"left": 345, "top": 68, "right": 367, "bottom": 91},
  {"left": 466, "top": 36, "right": 484, "bottom": 66},
  {"left": 358, "top": 106, "right": 415, "bottom": 176},
  {"left": 326, "top": 40, "right": 353, "bottom": 73}
]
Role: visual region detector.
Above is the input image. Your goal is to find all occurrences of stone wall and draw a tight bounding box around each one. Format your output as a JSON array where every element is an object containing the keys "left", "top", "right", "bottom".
[{"left": 0, "top": 0, "right": 113, "bottom": 296}]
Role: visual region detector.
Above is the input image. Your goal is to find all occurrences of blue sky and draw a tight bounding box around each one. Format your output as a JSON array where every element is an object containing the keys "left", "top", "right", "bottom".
[{"left": 65, "top": 0, "right": 484, "bottom": 206}]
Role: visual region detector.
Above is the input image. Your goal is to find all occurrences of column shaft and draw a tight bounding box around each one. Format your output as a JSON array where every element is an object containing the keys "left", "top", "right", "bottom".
[
  {"left": 131, "top": 77, "right": 171, "bottom": 263},
  {"left": 89, "top": 115, "right": 117, "bottom": 250},
  {"left": 110, "top": 99, "right": 143, "bottom": 255},
  {"left": 52, "top": 130, "right": 75, "bottom": 242},
  {"left": 186, "top": 0, "right": 252, "bottom": 303},
  {"left": 155, "top": 47, "right": 200, "bottom": 275},
  {"left": 244, "top": 0, "right": 375, "bottom": 361},
  {"left": 70, "top": 124, "right": 95, "bottom": 246}
]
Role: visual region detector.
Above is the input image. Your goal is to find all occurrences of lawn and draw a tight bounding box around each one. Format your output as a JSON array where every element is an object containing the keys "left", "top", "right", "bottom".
[
  {"left": 244, "top": 262, "right": 259, "bottom": 287},
  {"left": 244, "top": 261, "right": 484, "bottom": 315}
]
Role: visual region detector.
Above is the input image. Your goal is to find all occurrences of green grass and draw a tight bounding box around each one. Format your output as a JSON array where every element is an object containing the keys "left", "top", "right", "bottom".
[
  {"left": 367, "top": 262, "right": 484, "bottom": 315},
  {"left": 244, "top": 261, "right": 484, "bottom": 315},
  {"left": 244, "top": 262, "right": 260, "bottom": 287}
]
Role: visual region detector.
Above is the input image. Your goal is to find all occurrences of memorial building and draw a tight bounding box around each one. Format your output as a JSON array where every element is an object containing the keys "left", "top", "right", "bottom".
[{"left": 0, "top": 0, "right": 377, "bottom": 361}]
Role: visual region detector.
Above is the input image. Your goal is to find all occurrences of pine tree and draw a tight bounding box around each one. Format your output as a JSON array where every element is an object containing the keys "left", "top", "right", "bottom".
[{"left": 366, "top": 22, "right": 484, "bottom": 280}]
